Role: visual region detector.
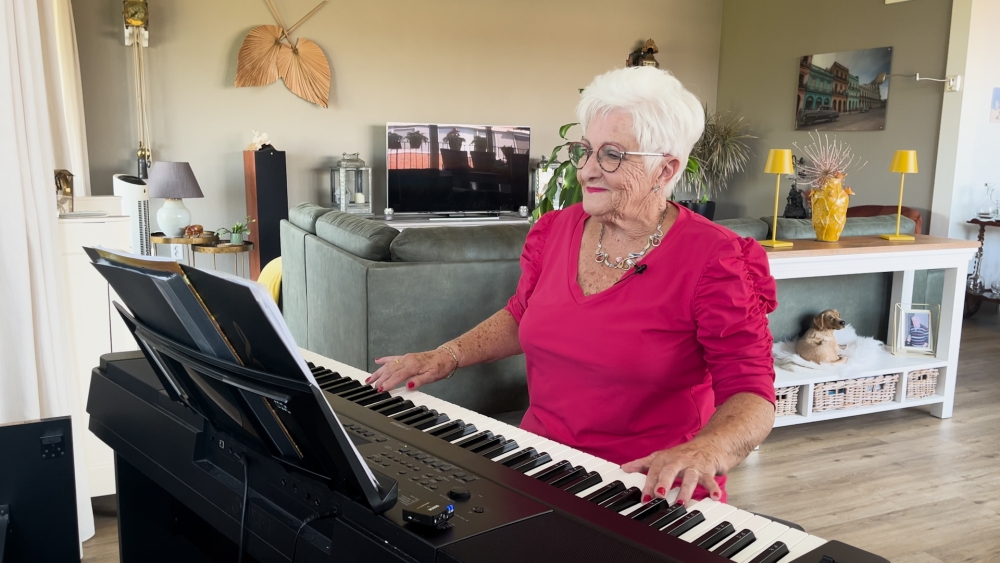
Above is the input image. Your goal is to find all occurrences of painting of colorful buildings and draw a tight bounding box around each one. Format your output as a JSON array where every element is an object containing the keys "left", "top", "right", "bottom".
[{"left": 796, "top": 46, "right": 893, "bottom": 131}]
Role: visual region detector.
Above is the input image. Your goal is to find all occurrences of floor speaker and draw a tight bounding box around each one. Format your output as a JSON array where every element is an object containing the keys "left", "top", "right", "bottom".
[{"left": 244, "top": 149, "right": 289, "bottom": 280}]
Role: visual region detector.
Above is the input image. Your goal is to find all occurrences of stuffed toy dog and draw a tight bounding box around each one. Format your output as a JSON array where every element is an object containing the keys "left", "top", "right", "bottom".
[{"left": 795, "top": 309, "right": 848, "bottom": 364}]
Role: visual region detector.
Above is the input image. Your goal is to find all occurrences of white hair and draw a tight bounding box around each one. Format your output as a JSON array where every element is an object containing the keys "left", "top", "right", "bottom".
[{"left": 576, "top": 67, "right": 705, "bottom": 188}]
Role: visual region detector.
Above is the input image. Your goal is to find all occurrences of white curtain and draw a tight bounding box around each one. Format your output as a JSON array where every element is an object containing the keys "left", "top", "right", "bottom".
[{"left": 0, "top": 0, "right": 95, "bottom": 543}]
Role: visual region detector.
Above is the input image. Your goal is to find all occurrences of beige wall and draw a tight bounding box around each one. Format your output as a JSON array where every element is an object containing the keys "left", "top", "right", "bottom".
[
  {"left": 75, "top": 0, "right": 723, "bottom": 231},
  {"left": 713, "top": 0, "right": 953, "bottom": 227}
]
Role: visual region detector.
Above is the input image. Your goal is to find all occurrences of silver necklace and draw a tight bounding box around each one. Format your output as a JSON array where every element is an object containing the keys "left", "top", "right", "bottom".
[{"left": 594, "top": 210, "right": 666, "bottom": 270}]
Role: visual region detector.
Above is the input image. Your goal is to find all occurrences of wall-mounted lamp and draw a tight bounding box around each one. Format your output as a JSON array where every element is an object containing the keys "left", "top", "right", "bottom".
[{"left": 875, "top": 71, "right": 962, "bottom": 92}]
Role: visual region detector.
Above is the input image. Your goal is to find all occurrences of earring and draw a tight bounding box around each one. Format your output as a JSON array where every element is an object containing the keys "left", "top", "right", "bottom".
[{"left": 652, "top": 185, "right": 661, "bottom": 193}]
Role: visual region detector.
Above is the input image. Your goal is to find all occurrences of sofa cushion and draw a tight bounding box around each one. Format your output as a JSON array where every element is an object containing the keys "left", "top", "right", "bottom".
[
  {"left": 315, "top": 211, "right": 399, "bottom": 261},
  {"left": 390, "top": 224, "right": 529, "bottom": 262},
  {"left": 715, "top": 217, "right": 768, "bottom": 240},
  {"left": 766, "top": 215, "right": 916, "bottom": 240},
  {"left": 289, "top": 203, "right": 334, "bottom": 234}
]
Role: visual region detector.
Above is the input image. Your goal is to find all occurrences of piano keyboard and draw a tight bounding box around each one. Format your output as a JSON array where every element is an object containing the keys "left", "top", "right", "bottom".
[{"left": 301, "top": 349, "right": 828, "bottom": 563}]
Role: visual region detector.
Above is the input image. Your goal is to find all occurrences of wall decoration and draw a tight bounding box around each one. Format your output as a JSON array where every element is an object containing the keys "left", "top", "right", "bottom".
[
  {"left": 626, "top": 39, "right": 659, "bottom": 68},
  {"left": 235, "top": 1, "right": 330, "bottom": 108},
  {"left": 991, "top": 88, "right": 1000, "bottom": 123},
  {"left": 796, "top": 47, "right": 893, "bottom": 131}
]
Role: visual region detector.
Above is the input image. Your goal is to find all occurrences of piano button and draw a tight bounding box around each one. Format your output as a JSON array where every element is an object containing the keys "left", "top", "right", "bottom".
[
  {"left": 499, "top": 448, "right": 537, "bottom": 467},
  {"left": 714, "top": 529, "right": 756, "bottom": 558},
  {"left": 662, "top": 510, "right": 705, "bottom": 536},
  {"left": 746, "top": 541, "right": 789, "bottom": 563},
  {"left": 775, "top": 536, "right": 826, "bottom": 563},
  {"left": 398, "top": 448, "right": 411, "bottom": 453},
  {"left": 601, "top": 487, "right": 642, "bottom": 512},
  {"left": 410, "top": 476, "right": 419, "bottom": 481},
  {"left": 549, "top": 466, "right": 587, "bottom": 488},
  {"left": 381, "top": 463, "right": 390, "bottom": 467},
  {"left": 481, "top": 440, "right": 519, "bottom": 459},
  {"left": 533, "top": 460, "right": 572, "bottom": 483},
  {"left": 648, "top": 502, "right": 687, "bottom": 529},
  {"left": 441, "top": 424, "right": 477, "bottom": 442},
  {"left": 375, "top": 437, "right": 387, "bottom": 442},
  {"left": 428, "top": 485, "right": 438, "bottom": 490},
  {"left": 397, "top": 470, "right": 407, "bottom": 475},
  {"left": 469, "top": 436, "right": 504, "bottom": 454},
  {"left": 412, "top": 454, "right": 427, "bottom": 460},
  {"left": 461, "top": 476, "right": 477, "bottom": 482},
  {"left": 454, "top": 431, "right": 494, "bottom": 449},
  {"left": 511, "top": 453, "right": 552, "bottom": 473},
  {"left": 439, "top": 464, "right": 455, "bottom": 471},
  {"left": 362, "top": 431, "right": 375, "bottom": 437},
  {"left": 563, "top": 472, "right": 602, "bottom": 494},
  {"left": 452, "top": 472, "right": 466, "bottom": 478},
  {"left": 427, "top": 421, "right": 463, "bottom": 437},
  {"left": 412, "top": 413, "right": 450, "bottom": 430},
  {"left": 584, "top": 481, "right": 626, "bottom": 504},
  {"left": 730, "top": 523, "right": 790, "bottom": 563},
  {"left": 695, "top": 521, "right": 736, "bottom": 550},
  {"left": 420, "top": 480, "right": 430, "bottom": 485}
]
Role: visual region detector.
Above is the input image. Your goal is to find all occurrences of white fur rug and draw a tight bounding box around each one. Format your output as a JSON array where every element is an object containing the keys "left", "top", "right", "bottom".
[{"left": 772, "top": 325, "right": 889, "bottom": 375}]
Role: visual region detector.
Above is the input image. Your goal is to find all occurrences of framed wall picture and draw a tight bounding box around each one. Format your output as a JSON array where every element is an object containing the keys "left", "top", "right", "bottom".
[
  {"left": 895, "top": 307, "right": 935, "bottom": 355},
  {"left": 796, "top": 47, "right": 893, "bottom": 131}
]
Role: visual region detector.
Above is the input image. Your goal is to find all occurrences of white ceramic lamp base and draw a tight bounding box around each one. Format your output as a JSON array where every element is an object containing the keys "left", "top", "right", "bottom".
[{"left": 157, "top": 198, "right": 191, "bottom": 237}]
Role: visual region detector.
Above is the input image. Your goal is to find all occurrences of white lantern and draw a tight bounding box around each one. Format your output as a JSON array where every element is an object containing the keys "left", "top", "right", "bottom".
[{"left": 331, "top": 153, "right": 373, "bottom": 216}]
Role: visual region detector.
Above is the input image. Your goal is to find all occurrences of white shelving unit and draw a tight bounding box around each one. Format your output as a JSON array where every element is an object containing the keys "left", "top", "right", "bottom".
[{"left": 764, "top": 236, "right": 978, "bottom": 427}]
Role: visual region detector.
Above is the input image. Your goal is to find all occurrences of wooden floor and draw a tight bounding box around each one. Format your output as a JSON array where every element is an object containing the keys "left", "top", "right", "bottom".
[{"left": 82, "top": 314, "right": 1000, "bottom": 562}]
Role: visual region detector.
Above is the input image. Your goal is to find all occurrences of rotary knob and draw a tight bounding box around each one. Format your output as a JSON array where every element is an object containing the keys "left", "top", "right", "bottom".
[{"left": 447, "top": 486, "right": 471, "bottom": 501}]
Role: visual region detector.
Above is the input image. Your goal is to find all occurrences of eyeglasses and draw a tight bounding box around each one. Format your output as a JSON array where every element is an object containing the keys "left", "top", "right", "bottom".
[{"left": 567, "top": 142, "right": 670, "bottom": 173}]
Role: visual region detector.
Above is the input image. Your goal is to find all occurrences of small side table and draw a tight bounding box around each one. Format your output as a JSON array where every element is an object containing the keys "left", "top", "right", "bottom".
[
  {"left": 192, "top": 242, "right": 254, "bottom": 278},
  {"left": 149, "top": 232, "right": 218, "bottom": 266},
  {"left": 964, "top": 218, "right": 997, "bottom": 317}
]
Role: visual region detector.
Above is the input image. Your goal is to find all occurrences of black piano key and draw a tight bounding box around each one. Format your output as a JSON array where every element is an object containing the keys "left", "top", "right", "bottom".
[
  {"left": 358, "top": 393, "right": 396, "bottom": 408},
  {"left": 662, "top": 510, "right": 705, "bottom": 536},
  {"left": 375, "top": 400, "right": 414, "bottom": 415},
  {"left": 454, "top": 431, "right": 494, "bottom": 448},
  {"left": 439, "top": 424, "right": 477, "bottom": 442},
  {"left": 332, "top": 381, "right": 364, "bottom": 395},
  {"left": 630, "top": 498, "right": 668, "bottom": 523},
  {"left": 469, "top": 436, "right": 505, "bottom": 454},
  {"left": 322, "top": 379, "right": 359, "bottom": 392},
  {"left": 647, "top": 502, "right": 687, "bottom": 529},
  {"left": 411, "top": 413, "right": 450, "bottom": 430},
  {"left": 315, "top": 372, "right": 341, "bottom": 385},
  {"left": 499, "top": 448, "right": 537, "bottom": 467},
  {"left": 391, "top": 406, "right": 428, "bottom": 420},
  {"left": 563, "top": 471, "right": 602, "bottom": 494},
  {"left": 342, "top": 387, "right": 378, "bottom": 401},
  {"left": 355, "top": 392, "right": 392, "bottom": 406},
  {"left": 427, "top": 420, "right": 463, "bottom": 436},
  {"left": 481, "top": 440, "right": 519, "bottom": 459},
  {"left": 399, "top": 410, "right": 438, "bottom": 426},
  {"left": 533, "top": 460, "right": 572, "bottom": 483},
  {"left": 511, "top": 453, "right": 552, "bottom": 473},
  {"left": 747, "top": 541, "right": 789, "bottom": 563},
  {"left": 549, "top": 466, "right": 587, "bottom": 488},
  {"left": 694, "top": 521, "right": 736, "bottom": 550},
  {"left": 367, "top": 395, "right": 402, "bottom": 410},
  {"left": 601, "top": 487, "right": 642, "bottom": 512},
  {"left": 713, "top": 529, "right": 756, "bottom": 558},
  {"left": 584, "top": 481, "right": 626, "bottom": 504},
  {"left": 307, "top": 361, "right": 316, "bottom": 369}
]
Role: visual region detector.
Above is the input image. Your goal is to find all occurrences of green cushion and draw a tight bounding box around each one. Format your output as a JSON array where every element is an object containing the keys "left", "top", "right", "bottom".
[
  {"left": 390, "top": 224, "right": 530, "bottom": 262},
  {"left": 766, "top": 215, "right": 916, "bottom": 240},
  {"left": 289, "top": 203, "right": 334, "bottom": 234},
  {"left": 315, "top": 211, "right": 399, "bottom": 261},
  {"left": 715, "top": 217, "right": 768, "bottom": 240}
]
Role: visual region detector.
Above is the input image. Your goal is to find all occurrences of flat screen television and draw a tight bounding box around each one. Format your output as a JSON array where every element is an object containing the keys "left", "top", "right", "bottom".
[{"left": 386, "top": 122, "right": 531, "bottom": 215}]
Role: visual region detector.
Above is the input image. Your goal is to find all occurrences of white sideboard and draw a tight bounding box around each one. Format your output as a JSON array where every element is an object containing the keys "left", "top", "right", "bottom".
[
  {"left": 58, "top": 215, "right": 137, "bottom": 496},
  {"left": 765, "top": 236, "right": 979, "bottom": 427}
]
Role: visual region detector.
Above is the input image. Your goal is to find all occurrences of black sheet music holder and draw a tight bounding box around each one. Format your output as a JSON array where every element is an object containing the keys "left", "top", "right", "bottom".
[{"left": 115, "top": 303, "right": 397, "bottom": 514}]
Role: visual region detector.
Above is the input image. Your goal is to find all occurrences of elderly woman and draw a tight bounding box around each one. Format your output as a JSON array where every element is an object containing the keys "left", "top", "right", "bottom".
[{"left": 367, "top": 66, "right": 777, "bottom": 507}]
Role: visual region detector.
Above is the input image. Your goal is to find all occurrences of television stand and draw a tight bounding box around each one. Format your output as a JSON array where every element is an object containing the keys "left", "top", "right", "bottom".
[{"left": 375, "top": 214, "right": 529, "bottom": 230}]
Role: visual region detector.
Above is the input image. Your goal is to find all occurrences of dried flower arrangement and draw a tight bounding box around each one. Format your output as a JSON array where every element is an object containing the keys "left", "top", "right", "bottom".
[{"left": 793, "top": 132, "right": 867, "bottom": 193}]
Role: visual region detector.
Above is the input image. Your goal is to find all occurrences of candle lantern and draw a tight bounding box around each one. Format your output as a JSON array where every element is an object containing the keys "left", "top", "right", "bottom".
[{"left": 331, "top": 152, "right": 372, "bottom": 216}]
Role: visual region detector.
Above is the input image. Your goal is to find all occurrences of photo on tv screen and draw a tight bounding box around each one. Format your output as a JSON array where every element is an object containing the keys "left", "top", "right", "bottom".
[{"left": 386, "top": 122, "right": 530, "bottom": 214}]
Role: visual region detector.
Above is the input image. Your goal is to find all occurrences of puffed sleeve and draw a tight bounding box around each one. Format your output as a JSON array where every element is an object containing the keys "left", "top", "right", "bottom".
[
  {"left": 504, "top": 211, "right": 556, "bottom": 324},
  {"left": 692, "top": 237, "right": 778, "bottom": 407}
]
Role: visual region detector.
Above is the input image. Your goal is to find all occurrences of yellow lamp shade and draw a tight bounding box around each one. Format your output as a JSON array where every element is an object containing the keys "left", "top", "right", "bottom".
[
  {"left": 890, "top": 150, "right": 918, "bottom": 174},
  {"left": 764, "top": 149, "right": 794, "bottom": 175}
]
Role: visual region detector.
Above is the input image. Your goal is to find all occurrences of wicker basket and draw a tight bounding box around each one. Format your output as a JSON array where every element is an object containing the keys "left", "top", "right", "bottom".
[
  {"left": 906, "top": 368, "right": 939, "bottom": 399},
  {"left": 774, "top": 386, "right": 800, "bottom": 417},
  {"left": 812, "top": 373, "right": 900, "bottom": 412}
]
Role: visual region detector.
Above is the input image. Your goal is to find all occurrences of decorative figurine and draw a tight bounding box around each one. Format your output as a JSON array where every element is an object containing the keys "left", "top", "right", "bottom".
[
  {"left": 626, "top": 39, "right": 660, "bottom": 68},
  {"left": 783, "top": 187, "right": 807, "bottom": 219}
]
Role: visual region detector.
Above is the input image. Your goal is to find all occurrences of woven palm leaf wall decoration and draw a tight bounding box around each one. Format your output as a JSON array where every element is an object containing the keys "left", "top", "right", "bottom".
[{"left": 235, "top": 1, "right": 330, "bottom": 108}]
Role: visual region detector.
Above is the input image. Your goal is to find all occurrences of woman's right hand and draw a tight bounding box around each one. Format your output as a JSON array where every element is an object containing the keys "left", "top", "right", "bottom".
[{"left": 366, "top": 349, "right": 456, "bottom": 392}]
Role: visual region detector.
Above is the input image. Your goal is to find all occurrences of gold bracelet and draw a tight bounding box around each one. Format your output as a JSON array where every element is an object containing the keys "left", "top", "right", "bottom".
[{"left": 437, "top": 345, "right": 459, "bottom": 379}]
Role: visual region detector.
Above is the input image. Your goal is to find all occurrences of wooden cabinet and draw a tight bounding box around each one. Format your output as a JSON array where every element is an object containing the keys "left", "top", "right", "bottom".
[{"left": 58, "top": 215, "right": 136, "bottom": 497}]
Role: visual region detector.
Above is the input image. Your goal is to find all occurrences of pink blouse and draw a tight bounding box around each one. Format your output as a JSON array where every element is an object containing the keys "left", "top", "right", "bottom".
[{"left": 504, "top": 203, "right": 777, "bottom": 501}]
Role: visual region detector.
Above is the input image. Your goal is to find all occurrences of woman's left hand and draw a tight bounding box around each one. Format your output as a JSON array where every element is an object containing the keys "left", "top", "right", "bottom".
[{"left": 621, "top": 439, "right": 725, "bottom": 506}]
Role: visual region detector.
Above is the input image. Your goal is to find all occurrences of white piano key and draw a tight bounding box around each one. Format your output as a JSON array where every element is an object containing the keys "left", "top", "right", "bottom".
[
  {"left": 677, "top": 503, "right": 738, "bottom": 543},
  {"left": 777, "top": 536, "right": 827, "bottom": 563},
  {"left": 730, "top": 522, "right": 791, "bottom": 563}
]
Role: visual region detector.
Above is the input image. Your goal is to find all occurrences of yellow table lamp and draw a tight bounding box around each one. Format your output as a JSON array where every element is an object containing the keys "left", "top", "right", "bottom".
[
  {"left": 761, "top": 149, "right": 794, "bottom": 248},
  {"left": 882, "top": 150, "right": 918, "bottom": 241}
]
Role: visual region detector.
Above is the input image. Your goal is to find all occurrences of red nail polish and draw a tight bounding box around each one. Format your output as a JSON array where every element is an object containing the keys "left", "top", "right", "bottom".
[
  {"left": 406, "top": 382, "right": 414, "bottom": 389},
  {"left": 656, "top": 487, "right": 666, "bottom": 496},
  {"left": 642, "top": 495, "right": 651, "bottom": 503},
  {"left": 365, "top": 377, "right": 371, "bottom": 384},
  {"left": 377, "top": 386, "right": 383, "bottom": 393},
  {"left": 711, "top": 492, "right": 721, "bottom": 500}
]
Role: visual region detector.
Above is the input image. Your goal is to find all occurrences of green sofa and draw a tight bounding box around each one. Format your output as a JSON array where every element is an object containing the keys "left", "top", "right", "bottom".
[{"left": 281, "top": 203, "right": 938, "bottom": 417}]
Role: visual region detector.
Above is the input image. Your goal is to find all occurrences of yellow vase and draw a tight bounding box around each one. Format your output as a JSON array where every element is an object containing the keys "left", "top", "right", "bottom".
[{"left": 810, "top": 175, "right": 850, "bottom": 242}]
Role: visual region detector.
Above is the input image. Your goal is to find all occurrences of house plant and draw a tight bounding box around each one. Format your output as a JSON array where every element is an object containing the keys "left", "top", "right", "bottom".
[
  {"left": 793, "top": 132, "right": 864, "bottom": 242},
  {"left": 387, "top": 132, "right": 403, "bottom": 149},
  {"left": 471, "top": 135, "right": 488, "bottom": 152},
  {"left": 443, "top": 128, "right": 466, "bottom": 151},
  {"left": 216, "top": 216, "right": 256, "bottom": 245},
  {"left": 676, "top": 109, "right": 755, "bottom": 219},
  {"left": 405, "top": 131, "right": 428, "bottom": 150}
]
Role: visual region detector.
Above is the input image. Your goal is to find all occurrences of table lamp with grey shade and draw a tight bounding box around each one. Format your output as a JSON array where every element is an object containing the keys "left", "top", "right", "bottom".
[{"left": 148, "top": 161, "right": 204, "bottom": 237}]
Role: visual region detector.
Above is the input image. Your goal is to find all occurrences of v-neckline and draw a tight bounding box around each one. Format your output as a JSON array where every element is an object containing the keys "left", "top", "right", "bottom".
[{"left": 568, "top": 203, "right": 688, "bottom": 304}]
